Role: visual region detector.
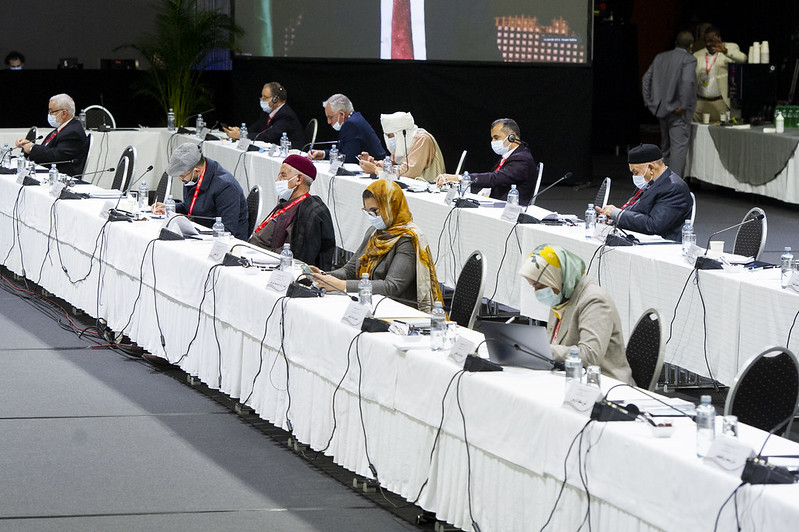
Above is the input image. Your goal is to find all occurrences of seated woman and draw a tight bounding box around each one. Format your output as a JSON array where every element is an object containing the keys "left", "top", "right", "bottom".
[
  {"left": 311, "top": 180, "right": 443, "bottom": 313},
  {"left": 519, "top": 244, "right": 634, "bottom": 384}
]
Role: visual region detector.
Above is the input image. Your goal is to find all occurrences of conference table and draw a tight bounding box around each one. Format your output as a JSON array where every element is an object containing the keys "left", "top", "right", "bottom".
[
  {"left": 2, "top": 168, "right": 799, "bottom": 532},
  {"left": 4, "top": 127, "right": 799, "bottom": 387}
]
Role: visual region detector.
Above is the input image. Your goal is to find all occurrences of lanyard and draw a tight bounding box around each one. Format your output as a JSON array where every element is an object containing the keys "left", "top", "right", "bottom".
[
  {"left": 254, "top": 193, "right": 309, "bottom": 233},
  {"left": 187, "top": 163, "right": 208, "bottom": 217},
  {"left": 705, "top": 52, "right": 718, "bottom": 75},
  {"left": 621, "top": 188, "right": 644, "bottom": 210},
  {"left": 552, "top": 318, "right": 563, "bottom": 343}
]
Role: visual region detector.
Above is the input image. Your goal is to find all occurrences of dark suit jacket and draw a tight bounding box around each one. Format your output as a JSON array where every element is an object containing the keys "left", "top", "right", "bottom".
[
  {"left": 642, "top": 48, "right": 697, "bottom": 118},
  {"left": 29, "top": 118, "right": 89, "bottom": 176},
  {"left": 175, "top": 158, "right": 249, "bottom": 240},
  {"left": 616, "top": 168, "right": 692, "bottom": 241},
  {"left": 469, "top": 145, "right": 538, "bottom": 206},
  {"left": 336, "top": 112, "right": 386, "bottom": 163},
  {"left": 250, "top": 103, "right": 305, "bottom": 148}
]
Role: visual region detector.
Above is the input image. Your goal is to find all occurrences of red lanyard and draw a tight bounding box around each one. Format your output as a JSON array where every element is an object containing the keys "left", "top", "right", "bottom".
[
  {"left": 254, "top": 193, "right": 309, "bottom": 233},
  {"left": 44, "top": 129, "right": 59, "bottom": 145},
  {"left": 552, "top": 318, "right": 563, "bottom": 343},
  {"left": 705, "top": 53, "right": 718, "bottom": 74},
  {"left": 494, "top": 157, "right": 507, "bottom": 171},
  {"left": 621, "top": 188, "right": 643, "bottom": 210},
  {"left": 187, "top": 163, "right": 208, "bottom": 217}
]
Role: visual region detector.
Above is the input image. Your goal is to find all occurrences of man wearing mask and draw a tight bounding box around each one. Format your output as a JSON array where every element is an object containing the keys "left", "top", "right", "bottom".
[
  {"left": 357, "top": 111, "right": 445, "bottom": 183},
  {"left": 693, "top": 26, "right": 747, "bottom": 123},
  {"left": 310, "top": 94, "right": 386, "bottom": 163},
  {"left": 223, "top": 82, "right": 305, "bottom": 147},
  {"left": 152, "top": 143, "right": 249, "bottom": 240},
  {"left": 436, "top": 118, "right": 537, "bottom": 205},
  {"left": 249, "top": 154, "right": 335, "bottom": 269},
  {"left": 15, "top": 93, "right": 89, "bottom": 176},
  {"left": 596, "top": 144, "right": 692, "bottom": 241}
]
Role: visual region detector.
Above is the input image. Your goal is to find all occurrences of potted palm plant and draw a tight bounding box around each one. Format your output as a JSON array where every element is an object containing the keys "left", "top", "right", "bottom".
[{"left": 120, "top": 0, "right": 243, "bottom": 125}]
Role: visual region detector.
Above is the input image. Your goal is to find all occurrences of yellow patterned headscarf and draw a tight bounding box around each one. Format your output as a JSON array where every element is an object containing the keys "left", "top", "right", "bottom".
[
  {"left": 358, "top": 180, "right": 443, "bottom": 312},
  {"left": 518, "top": 244, "right": 586, "bottom": 318}
]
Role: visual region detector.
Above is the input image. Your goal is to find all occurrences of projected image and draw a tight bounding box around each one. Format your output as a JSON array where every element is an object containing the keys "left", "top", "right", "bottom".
[{"left": 240, "top": 1, "right": 590, "bottom": 64}]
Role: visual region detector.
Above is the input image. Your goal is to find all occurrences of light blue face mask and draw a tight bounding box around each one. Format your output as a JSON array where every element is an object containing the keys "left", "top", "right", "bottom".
[
  {"left": 534, "top": 286, "right": 563, "bottom": 307},
  {"left": 632, "top": 174, "right": 647, "bottom": 189},
  {"left": 365, "top": 211, "right": 387, "bottom": 231}
]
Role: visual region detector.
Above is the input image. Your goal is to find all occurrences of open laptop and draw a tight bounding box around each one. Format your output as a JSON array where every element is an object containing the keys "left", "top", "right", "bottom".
[{"left": 474, "top": 320, "right": 560, "bottom": 371}]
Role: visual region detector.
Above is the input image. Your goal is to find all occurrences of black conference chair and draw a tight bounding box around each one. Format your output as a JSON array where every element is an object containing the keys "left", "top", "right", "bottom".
[
  {"left": 529, "top": 162, "right": 544, "bottom": 206},
  {"left": 110, "top": 156, "right": 129, "bottom": 191},
  {"left": 724, "top": 346, "right": 799, "bottom": 436},
  {"left": 119, "top": 146, "right": 137, "bottom": 194},
  {"left": 83, "top": 105, "right": 116, "bottom": 129},
  {"left": 625, "top": 308, "right": 664, "bottom": 391},
  {"left": 594, "top": 177, "right": 611, "bottom": 209},
  {"left": 733, "top": 207, "right": 767, "bottom": 260},
  {"left": 25, "top": 127, "right": 37, "bottom": 142},
  {"left": 305, "top": 118, "right": 318, "bottom": 149},
  {"left": 689, "top": 192, "right": 696, "bottom": 226},
  {"left": 154, "top": 171, "right": 170, "bottom": 203},
  {"left": 448, "top": 251, "right": 486, "bottom": 329},
  {"left": 246, "top": 185, "right": 262, "bottom": 239}
]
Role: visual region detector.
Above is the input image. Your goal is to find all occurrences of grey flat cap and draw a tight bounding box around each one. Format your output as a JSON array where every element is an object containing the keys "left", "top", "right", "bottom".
[{"left": 167, "top": 143, "right": 203, "bottom": 176}]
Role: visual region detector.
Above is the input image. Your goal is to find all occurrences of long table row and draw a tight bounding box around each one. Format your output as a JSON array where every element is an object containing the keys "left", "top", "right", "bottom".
[
  {"left": 3, "top": 127, "right": 799, "bottom": 386},
  {"left": 2, "top": 164, "right": 799, "bottom": 531}
]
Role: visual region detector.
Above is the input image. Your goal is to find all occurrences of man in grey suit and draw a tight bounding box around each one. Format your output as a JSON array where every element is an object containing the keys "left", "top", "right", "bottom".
[{"left": 642, "top": 31, "right": 697, "bottom": 177}]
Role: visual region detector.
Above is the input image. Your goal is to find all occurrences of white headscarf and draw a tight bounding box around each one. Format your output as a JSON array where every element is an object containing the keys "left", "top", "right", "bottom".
[{"left": 380, "top": 111, "right": 418, "bottom": 161}]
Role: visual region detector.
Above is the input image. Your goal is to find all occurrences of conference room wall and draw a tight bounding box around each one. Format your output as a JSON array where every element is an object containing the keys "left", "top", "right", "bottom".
[{"left": 230, "top": 57, "right": 593, "bottom": 184}]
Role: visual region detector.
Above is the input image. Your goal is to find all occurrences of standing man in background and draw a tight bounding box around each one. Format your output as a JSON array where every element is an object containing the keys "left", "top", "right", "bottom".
[
  {"left": 693, "top": 25, "right": 747, "bottom": 123},
  {"left": 642, "top": 31, "right": 697, "bottom": 177}
]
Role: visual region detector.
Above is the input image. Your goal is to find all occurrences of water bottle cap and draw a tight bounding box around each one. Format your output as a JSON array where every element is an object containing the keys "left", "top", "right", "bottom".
[
  {"left": 700, "top": 395, "right": 711, "bottom": 404},
  {"left": 216, "top": 217, "right": 222, "bottom": 222},
  {"left": 510, "top": 184, "right": 516, "bottom": 189},
  {"left": 588, "top": 203, "right": 594, "bottom": 209},
  {"left": 283, "top": 243, "right": 290, "bottom": 250},
  {"left": 167, "top": 194, "right": 173, "bottom": 200},
  {"left": 786, "top": 247, "right": 792, "bottom": 252},
  {"left": 433, "top": 301, "right": 443, "bottom": 308},
  {"left": 361, "top": 273, "right": 369, "bottom": 279}
]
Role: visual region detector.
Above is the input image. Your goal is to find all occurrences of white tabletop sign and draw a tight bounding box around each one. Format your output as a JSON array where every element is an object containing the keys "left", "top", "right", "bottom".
[
  {"left": 341, "top": 301, "right": 370, "bottom": 329},
  {"left": 703, "top": 435, "right": 755, "bottom": 476},
  {"left": 562, "top": 381, "right": 603, "bottom": 416},
  {"left": 266, "top": 269, "right": 293, "bottom": 293}
]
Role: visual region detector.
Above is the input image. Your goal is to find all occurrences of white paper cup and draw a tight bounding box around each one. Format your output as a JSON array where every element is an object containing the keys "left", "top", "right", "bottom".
[
  {"left": 702, "top": 113, "right": 711, "bottom": 124},
  {"left": 709, "top": 240, "right": 724, "bottom": 258}
]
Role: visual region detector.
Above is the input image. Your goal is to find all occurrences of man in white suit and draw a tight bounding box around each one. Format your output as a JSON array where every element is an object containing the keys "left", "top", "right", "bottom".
[
  {"left": 693, "top": 25, "right": 747, "bottom": 123},
  {"left": 642, "top": 31, "right": 697, "bottom": 177}
]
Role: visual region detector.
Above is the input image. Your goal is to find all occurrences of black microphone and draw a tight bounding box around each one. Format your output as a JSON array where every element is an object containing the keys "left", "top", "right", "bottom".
[
  {"left": 301, "top": 140, "right": 339, "bottom": 152},
  {"left": 517, "top": 171, "right": 572, "bottom": 223},
  {"left": 694, "top": 213, "right": 765, "bottom": 270},
  {"left": 14, "top": 135, "right": 44, "bottom": 151},
  {"left": 123, "top": 165, "right": 154, "bottom": 195},
  {"left": 69, "top": 167, "right": 115, "bottom": 180},
  {"left": 180, "top": 107, "right": 216, "bottom": 128},
  {"left": 511, "top": 343, "right": 565, "bottom": 370},
  {"left": 36, "top": 157, "right": 78, "bottom": 167}
]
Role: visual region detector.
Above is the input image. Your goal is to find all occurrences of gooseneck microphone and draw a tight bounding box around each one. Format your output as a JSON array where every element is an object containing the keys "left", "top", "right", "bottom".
[
  {"left": 694, "top": 213, "right": 765, "bottom": 269},
  {"left": 180, "top": 107, "right": 216, "bottom": 128},
  {"left": 123, "top": 165, "right": 154, "bottom": 195},
  {"left": 69, "top": 167, "right": 115, "bottom": 180},
  {"left": 703, "top": 214, "right": 765, "bottom": 255},
  {"left": 301, "top": 140, "right": 339, "bottom": 152},
  {"left": 517, "top": 172, "right": 573, "bottom": 224},
  {"left": 528, "top": 171, "right": 572, "bottom": 205}
]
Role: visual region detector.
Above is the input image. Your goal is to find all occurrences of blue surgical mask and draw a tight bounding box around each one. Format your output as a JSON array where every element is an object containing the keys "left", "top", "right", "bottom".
[
  {"left": 632, "top": 174, "right": 647, "bottom": 189},
  {"left": 47, "top": 114, "right": 59, "bottom": 128},
  {"left": 10, "top": 66, "right": 22, "bottom": 71},
  {"left": 491, "top": 138, "right": 509, "bottom": 155},
  {"left": 534, "top": 286, "right": 563, "bottom": 307},
  {"left": 260, "top": 100, "right": 272, "bottom": 113},
  {"left": 385, "top": 135, "right": 397, "bottom": 153},
  {"left": 366, "top": 213, "right": 387, "bottom": 231}
]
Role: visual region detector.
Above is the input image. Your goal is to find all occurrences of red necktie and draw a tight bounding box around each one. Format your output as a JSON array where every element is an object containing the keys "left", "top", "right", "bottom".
[{"left": 391, "top": 0, "right": 414, "bottom": 60}]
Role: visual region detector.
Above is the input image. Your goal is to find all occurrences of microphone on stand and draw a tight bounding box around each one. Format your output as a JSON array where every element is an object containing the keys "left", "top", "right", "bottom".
[
  {"left": 517, "top": 171, "right": 573, "bottom": 224},
  {"left": 179, "top": 107, "right": 216, "bottom": 128},
  {"left": 694, "top": 213, "right": 765, "bottom": 270},
  {"left": 68, "top": 167, "right": 115, "bottom": 182},
  {"left": 300, "top": 140, "right": 339, "bottom": 153}
]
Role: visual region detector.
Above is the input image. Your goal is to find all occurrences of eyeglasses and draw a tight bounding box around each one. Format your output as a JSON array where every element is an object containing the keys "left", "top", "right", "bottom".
[
  {"left": 48, "top": 108, "right": 65, "bottom": 115},
  {"left": 361, "top": 208, "right": 380, "bottom": 218}
]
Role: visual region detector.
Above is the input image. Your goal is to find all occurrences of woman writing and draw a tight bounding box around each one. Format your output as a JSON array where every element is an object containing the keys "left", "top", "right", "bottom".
[
  {"left": 311, "top": 180, "right": 443, "bottom": 313},
  {"left": 519, "top": 244, "right": 634, "bottom": 384}
]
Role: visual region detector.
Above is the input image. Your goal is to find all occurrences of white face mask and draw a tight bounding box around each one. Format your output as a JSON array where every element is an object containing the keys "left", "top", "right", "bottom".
[
  {"left": 10, "top": 66, "right": 22, "bottom": 71},
  {"left": 491, "top": 138, "right": 509, "bottom": 155},
  {"left": 275, "top": 178, "right": 294, "bottom": 201},
  {"left": 534, "top": 286, "right": 563, "bottom": 307},
  {"left": 384, "top": 135, "right": 397, "bottom": 154},
  {"left": 47, "top": 113, "right": 59, "bottom": 128},
  {"left": 632, "top": 174, "right": 647, "bottom": 189},
  {"left": 368, "top": 215, "right": 387, "bottom": 231},
  {"left": 260, "top": 100, "right": 272, "bottom": 113},
  {"left": 332, "top": 118, "right": 343, "bottom": 132}
]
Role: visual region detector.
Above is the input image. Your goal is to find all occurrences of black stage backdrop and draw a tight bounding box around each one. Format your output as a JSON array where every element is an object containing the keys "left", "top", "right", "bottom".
[{"left": 231, "top": 57, "right": 592, "bottom": 184}]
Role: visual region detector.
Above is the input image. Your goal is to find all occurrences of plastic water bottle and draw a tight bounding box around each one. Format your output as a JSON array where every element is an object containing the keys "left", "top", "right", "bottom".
[
  {"left": 696, "top": 395, "right": 716, "bottom": 457},
  {"left": 565, "top": 347, "right": 582, "bottom": 388},
  {"left": 358, "top": 273, "right": 373, "bottom": 310},
  {"left": 781, "top": 247, "right": 794, "bottom": 289},
  {"left": 79, "top": 110, "right": 87, "bottom": 130},
  {"left": 164, "top": 194, "right": 176, "bottom": 218},
  {"left": 682, "top": 220, "right": 696, "bottom": 256},
  {"left": 196, "top": 114, "right": 204, "bottom": 137},
  {"left": 280, "top": 243, "right": 294, "bottom": 271},
  {"left": 167, "top": 108, "right": 176, "bottom": 131},
  {"left": 430, "top": 301, "right": 447, "bottom": 351},
  {"left": 329, "top": 144, "right": 339, "bottom": 163},
  {"left": 381, "top": 158, "right": 393, "bottom": 181},
  {"left": 584, "top": 203, "right": 596, "bottom": 239},
  {"left": 776, "top": 111, "right": 785, "bottom": 134},
  {"left": 595, "top": 214, "right": 607, "bottom": 239},
  {"left": 138, "top": 180, "right": 149, "bottom": 211},
  {"left": 1, "top": 144, "right": 9, "bottom": 168},
  {"left": 507, "top": 184, "right": 520, "bottom": 206},
  {"left": 212, "top": 216, "right": 225, "bottom": 237},
  {"left": 48, "top": 164, "right": 58, "bottom": 186},
  {"left": 280, "top": 132, "right": 290, "bottom": 157},
  {"left": 240, "top": 122, "right": 248, "bottom": 140},
  {"left": 460, "top": 171, "right": 471, "bottom": 197}
]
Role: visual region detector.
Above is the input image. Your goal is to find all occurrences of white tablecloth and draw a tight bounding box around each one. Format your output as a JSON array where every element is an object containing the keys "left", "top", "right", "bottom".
[{"left": 2, "top": 172, "right": 799, "bottom": 532}]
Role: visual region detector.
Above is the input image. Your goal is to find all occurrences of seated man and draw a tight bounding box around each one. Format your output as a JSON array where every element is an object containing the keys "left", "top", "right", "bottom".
[
  {"left": 596, "top": 144, "right": 692, "bottom": 241},
  {"left": 249, "top": 154, "right": 335, "bottom": 270},
  {"left": 15, "top": 93, "right": 89, "bottom": 176},
  {"left": 310, "top": 94, "right": 386, "bottom": 163},
  {"left": 357, "top": 111, "right": 445, "bottom": 183},
  {"left": 153, "top": 143, "right": 249, "bottom": 240},
  {"left": 223, "top": 81, "right": 305, "bottom": 148},
  {"left": 437, "top": 118, "right": 537, "bottom": 205}
]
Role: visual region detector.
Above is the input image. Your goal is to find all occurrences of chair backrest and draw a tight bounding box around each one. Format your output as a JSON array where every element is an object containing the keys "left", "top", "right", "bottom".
[
  {"left": 625, "top": 308, "right": 664, "bottom": 391},
  {"left": 595, "top": 177, "right": 611, "bottom": 209},
  {"left": 449, "top": 251, "right": 486, "bottom": 329},
  {"left": 83, "top": 105, "right": 116, "bottom": 129},
  {"left": 725, "top": 346, "right": 799, "bottom": 435},
  {"left": 689, "top": 192, "right": 696, "bottom": 226},
  {"left": 529, "top": 162, "right": 544, "bottom": 206},
  {"left": 155, "top": 171, "right": 170, "bottom": 203},
  {"left": 110, "top": 156, "right": 129, "bottom": 191},
  {"left": 247, "top": 185, "right": 262, "bottom": 239},
  {"left": 305, "top": 118, "right": 318, "bottom": 148},
  {"left": 733, "top": 207, "right": 767, "bottom": 260},
  {"left": 25, "top": 127, "right": 37, "bottom": 142},
  {"left": 455, "top": 150, "right": 467, "bottom": 175}
]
